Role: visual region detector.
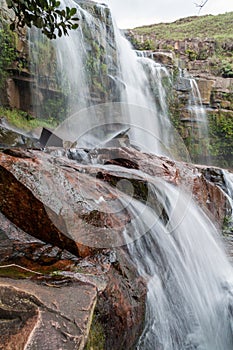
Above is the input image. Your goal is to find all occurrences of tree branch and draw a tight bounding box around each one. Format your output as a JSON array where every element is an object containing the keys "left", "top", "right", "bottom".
[
  {"left": 6, "top": 0, "right": 79, "bottom": 39},
  {"left": 194, "top": 0, "right": 209, "bottom": 14}
]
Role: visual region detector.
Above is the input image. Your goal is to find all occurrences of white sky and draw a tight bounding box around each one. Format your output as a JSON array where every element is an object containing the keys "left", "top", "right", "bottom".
[{"left": 94, "top": 0, "right": 233, "bottom": 28}]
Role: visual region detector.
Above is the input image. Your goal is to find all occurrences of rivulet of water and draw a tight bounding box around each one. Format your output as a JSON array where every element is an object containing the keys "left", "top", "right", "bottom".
[{"left": 122, "top": 178, "right": 233, "bottom": 350}]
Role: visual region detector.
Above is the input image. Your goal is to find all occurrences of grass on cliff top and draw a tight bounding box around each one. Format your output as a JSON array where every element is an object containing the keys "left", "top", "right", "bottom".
[
  {"left": 0, "top": 107, "right": 58, "bottom": 132},
  {"left": 132, "top": 12, "right": 233, "bottom": 41}
]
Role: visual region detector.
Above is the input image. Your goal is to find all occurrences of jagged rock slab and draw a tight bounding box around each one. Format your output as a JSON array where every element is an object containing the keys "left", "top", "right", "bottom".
[
  {"left": 0, "top": 278, "right": 97, "bottom": 350},
  {"left": 0, "top": 147, "right": 231, "bottom": 257}
]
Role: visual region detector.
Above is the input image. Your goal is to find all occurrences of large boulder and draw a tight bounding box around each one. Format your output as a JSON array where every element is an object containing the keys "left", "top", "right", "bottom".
[{"left": 0, "top": 146, "right": 232, "bottom": 349}]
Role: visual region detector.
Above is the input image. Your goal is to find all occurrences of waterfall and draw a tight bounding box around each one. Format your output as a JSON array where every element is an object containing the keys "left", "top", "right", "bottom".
[
  {"left": 181, "top": 69, "right": 210, "bottom": 164},
  {"left": 224, "top": 171, "right": 233, "bottom": 202},
  {"left": 136, "top": 56, "right": 173, "bottom": 148},
  {"left": 28, "top": 0, "right": 209, "bottom": 159},
  {"left": 223, "top": 170, "right": 233, "bottom": 234},
  {"left": 189, "top": 77, "right": 210, "bottom": 160},
  {"left": 27, "top": 1, "right": 233, "bottom": 348},
  {"left": 121, "top": 177, "right": 233, "bottom": 350},
  {"left": 28, "top": 0, "right": 178, "bottom": 155},
  {"left": 114, "top": 30, "right": 174, "bottom": 153}
]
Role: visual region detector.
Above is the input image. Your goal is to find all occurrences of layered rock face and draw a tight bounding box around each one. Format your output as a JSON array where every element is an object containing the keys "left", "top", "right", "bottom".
[
  {"left": 0, "top": 146, "right": 232, "bottom": 349},
  {"left": 128, "top": 31, "right": 233, "bottom": 168},
  {"left": 1, "top": 0, "right": 119, "bottom": 119}
]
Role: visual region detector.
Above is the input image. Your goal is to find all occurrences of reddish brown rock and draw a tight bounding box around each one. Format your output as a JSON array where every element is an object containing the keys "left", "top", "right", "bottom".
[
  {"left": 0, "top": 278, "right": 97, "bottom": 350},
  {"left": 0, "top": 146, "right": 231, "bottom": 349},
  {"left": 0, "top": 147, "right": 230, "bottom": 254},
  {"left": 97, "top": 249, "right": 146, "bottom": 350},
  {"left": 0, "top": 149, "right": 133, "bottom": 256}
]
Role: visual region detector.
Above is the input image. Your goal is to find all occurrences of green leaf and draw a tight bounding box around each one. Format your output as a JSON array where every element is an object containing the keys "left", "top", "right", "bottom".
[
  {"left": 69, "top": 8, "right": 77, "bottom": 16},
  {"left": 6, "top": 0, "right": 81, "bottom": 39},
  {"left": 71, "top": 23, "right": 79, "bottom": 30},
  {"left": 58, "top": 27, "right": 62, "bottom": 37}
]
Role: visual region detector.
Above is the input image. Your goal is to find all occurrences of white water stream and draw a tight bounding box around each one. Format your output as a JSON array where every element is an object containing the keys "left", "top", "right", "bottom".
[{"left": 122, "top": 179, "right": 233, "bottom": 349}]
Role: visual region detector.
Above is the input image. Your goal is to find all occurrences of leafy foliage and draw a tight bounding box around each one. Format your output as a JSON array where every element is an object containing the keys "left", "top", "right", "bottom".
[
  {"left": 6, "top": 0, "right": 79, "bottom": 39},
  {"left": 0, "top": 23, "right": 16, "bottom": 89},
  {"left": 221, "top": 60, "right": 233, "bottom": 78}
]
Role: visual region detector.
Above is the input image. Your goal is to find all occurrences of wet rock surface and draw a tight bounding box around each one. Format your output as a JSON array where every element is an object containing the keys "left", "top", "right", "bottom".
[
  {"left": 0, "top": 146, "right": 232, "bottom": 349},
  {"left": 0, "top": 124, "right": 38, "bottom": 149},
  {"left": 0, "top": 279, "right": 97, "bottom": 350}
]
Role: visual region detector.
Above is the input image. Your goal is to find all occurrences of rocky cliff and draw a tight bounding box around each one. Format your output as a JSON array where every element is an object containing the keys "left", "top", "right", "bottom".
[
  {"left": 128, "top": 13, "right": 233, "bottom": 168},
  {"left": 0, "top": 0, "right": 119, "bottom": 119}
]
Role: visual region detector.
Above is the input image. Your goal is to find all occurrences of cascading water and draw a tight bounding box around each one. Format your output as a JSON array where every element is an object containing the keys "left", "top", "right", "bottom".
[
  {"left": 28, "top": 1, "right": 233, "bottom": 349},
  {"left": 179, "top": 68, "right": 210, "bottom": 163},
  {"left": 121, "top": 176, "right": 233, "bottom": 350},
  {"left": 113, "top": 29, "right": 171, "bottom": 153},
  {"left": 224, "top": 171, "right": 233, "bottom": 204},
  {"left": 29, "top": 0, "right": 119, "bottom": 127},
  {"left": 188, "top": 77, "right": 209, "bottom": 155},
  {"left": 223, "top": 170, "right": 233, "bottom": 234},
  {"left": 136, "top": 56, "right": 173, "bottom": 148},
  {"left": 29, "top": 0, "right": 176, "bottom": 154}
]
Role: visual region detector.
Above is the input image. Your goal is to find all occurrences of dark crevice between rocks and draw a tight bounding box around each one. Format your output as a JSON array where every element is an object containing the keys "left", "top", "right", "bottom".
[
  {"left": 201, "top": 168, "right": 226, "bottom": 192},
  {"left": 104, "top": 157, "right": 139, "bottom": 170}
]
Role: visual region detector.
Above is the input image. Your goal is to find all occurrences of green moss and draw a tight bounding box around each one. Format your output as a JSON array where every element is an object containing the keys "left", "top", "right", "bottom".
[
  {"left": 208, "top": 110, "right": 233, "bottom": 167},
  {"left": 221, "top": 60, "right": 233, "bottom": 78},
  {"left": 85, "top": 313, "right": 105, "bottom": 350},
  {"left": 84, "top": 38, "right": 109, "bottom": 99},
  {"left": 0, "top": 106, "right": 58, "bottom": 131},
  {"left": 185, "top": 49, "right": 197, "bottom": 61},
  {"left": 0, "top": 264, "right": 40, "bottom": 279},
  {"left": 222, "top": 215, "right": 233, "bottom": 235},
  {"left": 29, "top": 33, "right": 57, "bottom": 79}
]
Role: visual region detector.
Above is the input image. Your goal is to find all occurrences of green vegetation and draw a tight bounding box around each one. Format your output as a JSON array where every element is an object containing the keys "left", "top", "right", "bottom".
[
  {"left": 85, "top": 33, "right": 109, "bottom": 99},
  {"left": 6, "top": 0, "right": 79, "bottom": 39},
  {"left": 170, "top": 108, "right": 233, "bottom": 168},
  {"left": 168, "top": 88, "right": 233, "bottom": 167},
  {"left": 85, "top": 313, "right": 105, "bottom": 350},
  {"left": 29, "top": 34, "right": 57, "bottom": 78},
  {"left": 0, "top": 106, "right": 58, "bottom": 131},
  {"left": 223, "top": 214, "right": 233, "bottom": 235},
  {"left": 221, "top": 60, "right": 233, "bottom": 78},
  {"left": 132, "top": 38, "right": 156, "bottom": 51},
  {"left": 0, "top": 23, "right": 16, "bottom": 89},
  {"left": 129, "top": 12, "right": 233, "bottom": 78},
  {"left": 0, "top": 263, "right": 41, "bottom": 279},
  {"left": 208, "top": 110, "right": 233, "bottom": 168},
  {"left": 132, "top": 12, "right": 233, "bottom": 41}
]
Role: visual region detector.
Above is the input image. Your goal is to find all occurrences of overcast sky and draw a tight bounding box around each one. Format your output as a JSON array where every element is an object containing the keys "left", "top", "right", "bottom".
[{"left": 94, "top": 0, "right": 233, "bottom": 28}]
